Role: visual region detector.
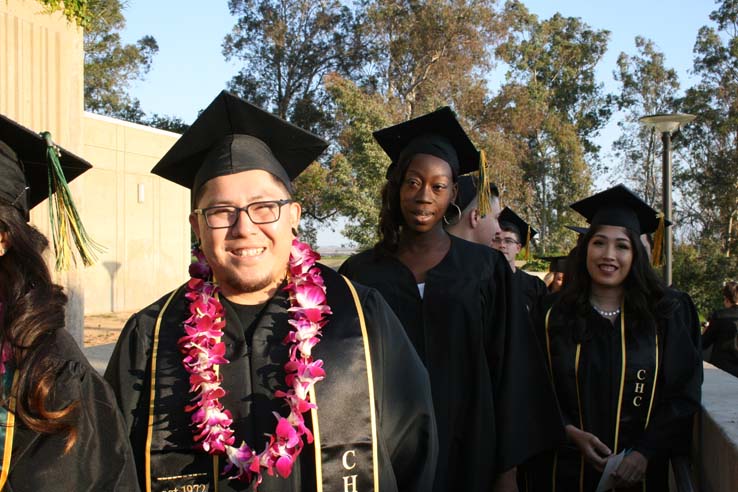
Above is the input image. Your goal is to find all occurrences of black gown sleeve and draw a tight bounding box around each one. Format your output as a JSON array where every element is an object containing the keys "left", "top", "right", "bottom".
[
  {"left": 702, "top": 318, "right": 717, "bottom": 349},
  {"left": 676, "top": 290, "right": 702, "bottom": 353},
  {"left": 533, "top": 276, "right": 548, "bottom": 312},
  {"left": 486, "top": 256, "right": 565, "bottom": 472},
  {"left": 7, "top": 330, "right": 140, "bottom": 492},
  {"left": 633, "top": 296, "right": 703, "bottom": 459},
  {"left": 358, "top": 285, "right": 438, "bottom": 492},
  {"left": 103, "top": 308, "right": 156, "bottom": 487},
  {"left": 702, "top": 309, "right": 722, "bottom": 350}
]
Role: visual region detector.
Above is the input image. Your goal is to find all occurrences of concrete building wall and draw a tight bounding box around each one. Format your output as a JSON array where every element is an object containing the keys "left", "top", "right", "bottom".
[
  {"left": 697, "top": 364, "right": 738, "bottom": 492},
  {"left": 1, "top": 0, "right": 87, "bottom": 342},
  {"left": 1, "top": 0, "right": 191, "bottom": 321},
  {"left": 80, "top": 113, "right": 190, "bottom": 314}
]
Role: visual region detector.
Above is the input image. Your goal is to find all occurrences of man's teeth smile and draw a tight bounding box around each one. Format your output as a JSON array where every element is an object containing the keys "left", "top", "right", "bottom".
[{"left": 232, "top": 247, "right": 266, "bottom": 257}]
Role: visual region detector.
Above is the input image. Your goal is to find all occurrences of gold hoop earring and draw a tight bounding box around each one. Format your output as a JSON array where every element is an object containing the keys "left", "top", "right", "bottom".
[{"left": 443, "top": 202, "right": 462, "bottom": 225}]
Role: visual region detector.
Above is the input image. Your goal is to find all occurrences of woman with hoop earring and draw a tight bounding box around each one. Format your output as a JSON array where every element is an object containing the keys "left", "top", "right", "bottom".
[{"left": 340, "top": 107, "right": 563, "bottom": 492}]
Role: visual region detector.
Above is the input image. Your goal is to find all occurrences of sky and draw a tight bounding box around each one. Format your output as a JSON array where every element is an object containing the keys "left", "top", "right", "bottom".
[{"left": 119, "top": 0, "right": 719, "bottom": 246}]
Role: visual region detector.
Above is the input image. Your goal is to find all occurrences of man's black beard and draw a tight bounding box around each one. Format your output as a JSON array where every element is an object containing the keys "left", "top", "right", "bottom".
[{"left": 222, "top": 269, "right": 279, "bottom": 296}]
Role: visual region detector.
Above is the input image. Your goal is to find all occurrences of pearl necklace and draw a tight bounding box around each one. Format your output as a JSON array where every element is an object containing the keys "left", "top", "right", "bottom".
[{"left": 591, "top": 303, "right": 621, "bottom": 317}]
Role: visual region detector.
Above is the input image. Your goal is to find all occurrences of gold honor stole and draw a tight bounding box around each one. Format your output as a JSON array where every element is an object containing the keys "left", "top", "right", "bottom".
[
  {"left": 142, "top": 265, "right": 377, "bottom": 492},
  {"left": 543, "top": 305, "right": 659, "bottom": 492},
  {"left": 0, "top": 368, "right": 18, "bottom": 489}
]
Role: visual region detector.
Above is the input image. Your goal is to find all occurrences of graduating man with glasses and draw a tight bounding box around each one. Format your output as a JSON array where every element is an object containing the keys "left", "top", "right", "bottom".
[
  {"left": 195, "top": 199, "right": 296, "bottom": 229},
  {"left": 105, "top": 91, "right": 437, "bottom": 492},
  {"left": 492, "top": 207, "right": 547, "bottom": 314}
]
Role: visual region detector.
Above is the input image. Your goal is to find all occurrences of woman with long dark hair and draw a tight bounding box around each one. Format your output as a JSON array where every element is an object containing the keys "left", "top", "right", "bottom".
[
  {"left": 0, "top": 115, "right": 138, "bottom": 491},
  {"left": 340, "top": 107, "right": 563, "bottom": 492},
  {"left": 524, "top": 185, "right": 702, "bottom": 492}
]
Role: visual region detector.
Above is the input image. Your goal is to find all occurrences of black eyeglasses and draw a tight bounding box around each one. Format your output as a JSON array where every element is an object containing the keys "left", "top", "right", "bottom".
[
  {"left": 194, "top": 199, "right": 294, "bottom": 229},
  {"left": 492, "top": 237, "right": 520, "bottom": 246}
]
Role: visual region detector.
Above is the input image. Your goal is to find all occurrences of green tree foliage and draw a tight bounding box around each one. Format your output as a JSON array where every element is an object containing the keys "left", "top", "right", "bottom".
[
  {"left": 361, "top": 0, "right": 501, "bottom": 118},
  {"left": 229, "top": 0, "right": 503, "bottom": 248},
  {"left": 141, "top": 112, "right": 190, "bottom": 133},
  {"left": 322, "top": 0, "right": 505, "bottom": 247},
  {"left": 291, "top": 141, "right": 358, "bottom": 246},
  {"left": 673, "top": 240, "right": 738, "bottom": 317},
  {"left": 679, "top": 0, "right": 738, "bottom": 255},
  {"left": 222, "top": 0, "right": 367, "bottom": 134},
  {"left": 38, "top": 0, "right": 90, "bottom": 26},
  {"left": 493, "top": 0, "right": 611, "bottom": 253},
  {"left": 321, "top": 74, "right": 396, "bottom": 248},
  {"left": 83, "top": 0, "right": 158, "bottom": 118},
  {"left": 612, "top": 37, "right": 680, "bottom": 206}
]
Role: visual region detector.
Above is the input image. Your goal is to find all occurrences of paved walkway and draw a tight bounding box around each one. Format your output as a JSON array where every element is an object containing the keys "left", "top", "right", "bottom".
[{"left": 82, "top": 343, "right": 116, "bottom": 374}]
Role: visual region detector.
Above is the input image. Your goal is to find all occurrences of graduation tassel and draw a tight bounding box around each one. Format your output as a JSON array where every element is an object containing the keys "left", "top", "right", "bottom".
[
  {"left": 651, "top": 213, "right": 665, "bottom": 267},
  {"left": 525, "top": 225, "right": 531, "bottom": 261},
  {"left": 43, "top": 132, "right": 105, "bottom": 270},
  {"left": 477, "top": 150, "right": 492, "bottom": 217}
]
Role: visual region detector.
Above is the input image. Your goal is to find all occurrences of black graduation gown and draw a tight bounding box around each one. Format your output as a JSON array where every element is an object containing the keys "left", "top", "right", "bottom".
[
  {"left": 704, "top": 306, "right": 738, "bottom": 377},
  {"left": 3, "top": 329, "right": 139, "bottom": 492},
  {"left": 526, "top": 293, "right": 702, "bottom": 492},
  {"left": 515, "top": 269, "right": 548, "bottom": 314},
  {"left": 104, "top": 264, "right": 437, "bottom": 492},
  {"left": 339, "top": 234, "right": 564, "bottom": 492}
]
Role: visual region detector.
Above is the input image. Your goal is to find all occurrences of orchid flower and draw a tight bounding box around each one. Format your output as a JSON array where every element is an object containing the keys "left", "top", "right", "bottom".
[{"left": 179, "top": 239, "right": 329, "bottom": 488}]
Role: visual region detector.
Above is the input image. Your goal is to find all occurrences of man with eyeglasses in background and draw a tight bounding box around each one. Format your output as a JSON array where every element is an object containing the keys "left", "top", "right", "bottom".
[
  {"left": 492, "top": 207, "right": 547, "bottom": 314},
  {"left": 104, "top": 91, "right": 437, "bottom": 492}
]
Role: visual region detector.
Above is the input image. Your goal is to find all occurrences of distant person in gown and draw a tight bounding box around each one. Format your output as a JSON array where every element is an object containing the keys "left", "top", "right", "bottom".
[
  {"left": 702, "top": 281, "right": 738, "bottom": 377},
  {"left": 540, "top": 256, "right": 568, "bottom": 294},
  {"left": 492, "top": 207, "right": 547, "bottom": 313}
]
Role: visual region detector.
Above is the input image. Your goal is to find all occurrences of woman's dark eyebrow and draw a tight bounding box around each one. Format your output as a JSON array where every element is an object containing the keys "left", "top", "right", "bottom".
[{"left": 592, "top": 232, "right": 631, "bottom": 242}]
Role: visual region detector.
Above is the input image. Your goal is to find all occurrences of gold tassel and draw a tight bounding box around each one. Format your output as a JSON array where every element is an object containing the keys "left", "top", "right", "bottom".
[
  {"left": 652, "top": 213, "right": 665, "bottom": 267},
  {"left": 525, "top": 225, "right": 531, "bottom": 261},
  {"left": 43, "top": 132, "right": 105, "bottom": 270},
  {"left": 477, "top": 150, "right": 492, "bottom": 217}
]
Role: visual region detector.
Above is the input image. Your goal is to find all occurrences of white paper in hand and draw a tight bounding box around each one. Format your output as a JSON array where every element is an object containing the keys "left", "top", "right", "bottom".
[{"left": 595, "top": 450, "right": 626, "bottom": 492}]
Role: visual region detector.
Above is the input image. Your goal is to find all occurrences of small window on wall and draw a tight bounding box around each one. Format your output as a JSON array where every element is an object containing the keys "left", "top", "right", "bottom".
[{"left": 137, "top": 183, "right": 145, "bottom": 203}]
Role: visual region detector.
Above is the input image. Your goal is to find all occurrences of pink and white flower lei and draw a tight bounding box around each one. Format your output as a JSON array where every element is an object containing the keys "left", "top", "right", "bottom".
[{"left": 178, "top": 239, "right": 331, "bottom": 488}]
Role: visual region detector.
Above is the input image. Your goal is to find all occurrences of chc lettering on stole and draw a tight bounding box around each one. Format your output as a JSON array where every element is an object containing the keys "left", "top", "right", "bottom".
[
  {"left": 342, "top": 449, "right": 358, "bottom": 492},
  {"left": 632, "top": 369, "right": 647, "bottom": 407}
]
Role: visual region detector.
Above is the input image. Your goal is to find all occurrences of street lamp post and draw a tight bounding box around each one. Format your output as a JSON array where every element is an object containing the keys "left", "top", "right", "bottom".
[{"left": 639, "top": 113, "right": 696, "bottom": 285}]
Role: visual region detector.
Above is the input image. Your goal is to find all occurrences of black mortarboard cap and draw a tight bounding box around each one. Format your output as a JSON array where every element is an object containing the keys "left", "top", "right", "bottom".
[
  {"left": 498, "top": 206, "right": 537, "bottom": 247},
  {"left": 565, "top": 225, "right": 589, "bottom": 235},
  {"left": 150, "top": 91, "right": 329, "bottom": 200},
  {"left": 456, "top": 175, "right": 499, "bottom": 212},
  {"left": 0, "top": 113, "right": 92, "bottom": 220},
  {"left": 569, "top": 184, "right": 670, "bottom": 235},
  {"left": 373, "top": 107, "right": 480, "bottom": 180},
  {"left": 538, "top": 255, "right": 568, "bottom": 273}
]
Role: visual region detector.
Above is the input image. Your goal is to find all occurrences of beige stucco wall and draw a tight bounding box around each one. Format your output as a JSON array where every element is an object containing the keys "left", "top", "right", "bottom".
[
  {"left": 1, "top": 0, "right": 191, "bottom": 320},
  {"left": 80, "top": 113, "right": 190, "bottom": 314},
  {"left": 0, "top": 0, "right": 84, "bottom": 143},
  {"left": 1, "top": 0, "right": 87, "bottom": 341}
]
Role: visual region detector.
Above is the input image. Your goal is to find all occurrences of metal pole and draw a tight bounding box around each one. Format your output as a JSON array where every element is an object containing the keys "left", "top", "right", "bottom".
[
  {"left": 542, "top": 167, "right": 547, "bottom": 255},
  {"left": 662, "top": 131, "right": 672, "bottom": 285}
]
